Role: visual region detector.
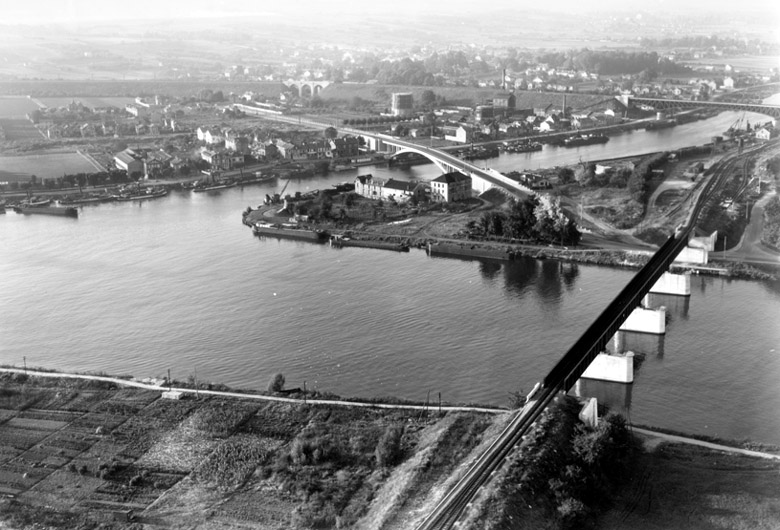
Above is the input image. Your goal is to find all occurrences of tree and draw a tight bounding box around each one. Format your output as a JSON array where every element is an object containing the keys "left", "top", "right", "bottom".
[
  {"left": 323, "top": 126, "right": 338, "bottom": 139},
  {"left": 267, "top": 373, "right": 285, "bottom": 393},
  {"left": 420, "top": 89, "right": 437, "bottom": 109},
  {"left": 557, "top": 167, "right": 575, "bottom": 185},
  {"left": 534, "top": 194, "right": 579, "bottom": 245}
]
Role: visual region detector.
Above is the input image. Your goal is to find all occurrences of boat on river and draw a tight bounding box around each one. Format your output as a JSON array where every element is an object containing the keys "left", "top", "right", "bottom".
[
  {"left": 193, "top": 181, "right": 237, "bottom": 192},
  {"left": 60, "top": 194, "right": 117, "bottom": 205},
  {"left": 252, "top": 222, "right": 328, "bottom": 242},
  {"left": 503, "top": 141, "right": 543, "bottom": 153},
  {"left": 115, "top": 189, "right": 169, "bottom": 201},
  {"left": 15, "top": 205, "right": 78, "bottom": 217},
  {"left": 644, "top": 119, "right": 677, "bottom": 131},
  {"left": 562, "top": 134, "right": 609, "bottom": 147}
]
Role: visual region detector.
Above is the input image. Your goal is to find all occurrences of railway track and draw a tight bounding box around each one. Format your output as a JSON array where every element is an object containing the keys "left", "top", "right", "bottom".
[{"left": 415, "top": 143, "right": 769, "bottom": 529}]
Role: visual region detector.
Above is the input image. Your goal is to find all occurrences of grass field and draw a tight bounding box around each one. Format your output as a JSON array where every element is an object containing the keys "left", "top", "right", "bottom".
[
  {"left": 0, "top": 97, "right": 41, "bottom": 119},
  {"left": 600, "top": 442, "right": 780, "bottom": 530},
  {"left": 0, "top": 119, "right": 43, "bottom": 142}
]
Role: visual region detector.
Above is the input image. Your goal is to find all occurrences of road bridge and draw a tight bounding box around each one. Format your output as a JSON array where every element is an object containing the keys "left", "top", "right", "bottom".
[
  {"left": 618, "top": 95, "right": 780, "bottom": 119},
  {"left": 366, "top": 133, "right": 536, "bottom": 198}
]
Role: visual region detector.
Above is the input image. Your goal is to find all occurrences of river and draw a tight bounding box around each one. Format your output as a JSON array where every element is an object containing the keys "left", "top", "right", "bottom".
[{"left": 1, "top": 102, "right": 779, "bottom": 445}]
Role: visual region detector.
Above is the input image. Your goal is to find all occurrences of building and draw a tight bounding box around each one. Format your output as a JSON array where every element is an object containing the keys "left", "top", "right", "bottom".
[
  {"left": 475, "top": 105, "right": 494, "bottom": 122},
  {"left": 114, "top": 149, "right": 144, "bottom": 178},
  {"left": 492, "top": 93, "right": 516, "bottom": 117},
  {"left": 391, "top": 92, "right": 414, "bottom": 117},
  {"left": 225, "top": 131, "right": 250, "bottom": 154},
  {"left": 354, "top": 174, "right": 425, "bottom": 203},
  {"left": 755, "top": 126, "right": 775, "bottom": 141},
  {"left": 430, "top": 171, "right": 472, "bottom": 202},
  {"left": 328, "top": 136, "right": 360, "bottom": 159},
  {"left": 444, "top": 125, "right": 474, "bottom": 144},
  {"left": 275, "top": 139, "right": 303, "bottom": 160}
]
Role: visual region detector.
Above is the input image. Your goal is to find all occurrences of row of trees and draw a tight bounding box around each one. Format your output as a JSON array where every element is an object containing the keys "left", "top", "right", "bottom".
[{"left": 469, "top": 195, "right": 581, "bottom": 246}]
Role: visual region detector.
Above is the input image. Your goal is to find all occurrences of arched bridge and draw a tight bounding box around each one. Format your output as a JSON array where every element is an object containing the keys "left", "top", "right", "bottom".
[
  {"left": 618, "top": 95, "right": 780, "bottom": 119},
  {"left": 386, "top": 145, "right": 463, "bottom": 174},
  {"left": 284, "top": 80, "right": 331, "bottom": 98},
  {"left": 376, "top": 135, "right": 535, "bottom": 198}
]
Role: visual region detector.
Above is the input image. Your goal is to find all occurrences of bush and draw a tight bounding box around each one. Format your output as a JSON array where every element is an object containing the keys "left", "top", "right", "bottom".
[
  {"left": 375, "top": 425, "right": 404, "bottom": 468},
  {"left": 267, "top": 373, "right": 285, "bottom": 393}
]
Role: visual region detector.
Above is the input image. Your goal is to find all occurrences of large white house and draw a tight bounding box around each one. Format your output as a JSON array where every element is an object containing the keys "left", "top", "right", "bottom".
[{"left": 430, "top": 171, "right": 472, "bottom": 202}]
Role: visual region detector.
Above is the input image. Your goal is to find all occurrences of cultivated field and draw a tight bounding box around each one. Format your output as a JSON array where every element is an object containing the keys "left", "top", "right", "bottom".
[{"left": 0, "top": 372, "right": 501, "bottom": 529}]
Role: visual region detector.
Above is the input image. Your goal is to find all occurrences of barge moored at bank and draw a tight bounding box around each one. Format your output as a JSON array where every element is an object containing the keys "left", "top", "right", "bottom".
[
  {"left": 15, "top": 205, "right": 78, "bottom": 218},
  {"left": 252, "top": 222, "right": 328, "bottom": 242},
  {"left": 330, "top": 234, "right": 410, "bottom": 252}
]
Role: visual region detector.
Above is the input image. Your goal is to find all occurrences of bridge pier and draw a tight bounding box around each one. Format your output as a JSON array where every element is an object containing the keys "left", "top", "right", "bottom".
[
  {"left": 470, "top": 174, "right": 493, "bottom": 193},
  {"left": 611, "top": 330, "right": 665, "bottom": 358},
  {"left": 619, "top": 306, "right": 666, "bottom": 334},
  {"left": 674, "top": 246, "right": 709, "bottom": 265},
  {"left": 580, "top": 352, "right": 634, "bottom": 383},
  {"left": 649, "top": 271, "right": 691, "bottom": 296},
  {"left": 573, "top": 378, "right": 633, "bottom": 416}
]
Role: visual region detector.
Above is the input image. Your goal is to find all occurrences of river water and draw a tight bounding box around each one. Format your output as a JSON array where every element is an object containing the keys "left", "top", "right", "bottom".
[{"left": 2, "top": 106, "right": 780, "bottom": 445}]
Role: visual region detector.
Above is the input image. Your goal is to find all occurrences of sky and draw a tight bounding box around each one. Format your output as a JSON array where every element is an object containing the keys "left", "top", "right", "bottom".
[{"left": 3, "top": 0, "right": 779, "bottom": 24}]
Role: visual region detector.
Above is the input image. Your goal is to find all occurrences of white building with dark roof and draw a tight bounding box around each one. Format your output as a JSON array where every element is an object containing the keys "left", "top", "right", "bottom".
[{"left": 430, "top": 171, "right": 472, "bottom": 202}]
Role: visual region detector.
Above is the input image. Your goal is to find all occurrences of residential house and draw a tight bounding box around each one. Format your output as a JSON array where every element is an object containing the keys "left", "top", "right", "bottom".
[
  {"left": 275, "top": 140, "right": 303, "bottom": 160},
  {"left": 201, "top": 150, "right": 231, "bottom": 171},
  {"left": 512, "top": 172, "right": 551, "bottom": 190},
  {"left": 538, "top": 114, "right": 563, "bottom": 133},
  {"left": 430, "top": 171, "right": 472, "bottom": 202},
  {"left": 444, "top": 125, "right": 474, "bottom": 144},
  {"left": 205, "top": 128, "right": 224, "bottom": 145},
  {"left": 300, "top": 139, "right": 329, "bottom": 159},
  {"left": 755, "top": 126, "right": 775, "bottom": 141},
  {"left": 225, "top": 131, "right": 250, "bottom": 154},
  {"left": 328, "top": 136, "right": 360, "bottom": 159}
]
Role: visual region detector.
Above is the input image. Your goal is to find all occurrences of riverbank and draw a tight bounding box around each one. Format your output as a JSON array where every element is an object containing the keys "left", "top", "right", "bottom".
[
  {"left": 0, "top": 368, "right": 505, "bottom": 529},
  {"left": 2, "top": 368, "right": 777, "bottom": 530},
  {"left": 242, "top": 203, "right": 778, "bottom": 281}
]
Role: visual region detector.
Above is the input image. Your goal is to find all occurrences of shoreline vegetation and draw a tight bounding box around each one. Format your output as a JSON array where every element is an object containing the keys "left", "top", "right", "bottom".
[
  {"left": 3, "top": 367, "right": 777, "bottom": 454},
  {"left": 1, "top": 369, "right": 778, "bottom": 530}
]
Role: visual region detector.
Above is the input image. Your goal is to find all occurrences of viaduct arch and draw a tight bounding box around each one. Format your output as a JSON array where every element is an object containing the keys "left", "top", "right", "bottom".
[{"left": 284, "top": 80, "right": 331, "bottom": 98}]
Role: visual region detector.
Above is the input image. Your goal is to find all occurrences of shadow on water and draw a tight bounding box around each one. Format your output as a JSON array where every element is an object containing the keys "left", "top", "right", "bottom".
[
  {"left": 498, "top": 257, "right": 580, "bottom": 301},
  {"left": 644, "top": 293, "right": 690, "bottom": 320},
  {"left": 478, "top": 260, "right": 502, "bottom": 281},
  {"left": 571, "top": 378, "right": 633, "bottom": 417},
  {"left": 608, "top": 331, "right": 665, "bottom": 359}
]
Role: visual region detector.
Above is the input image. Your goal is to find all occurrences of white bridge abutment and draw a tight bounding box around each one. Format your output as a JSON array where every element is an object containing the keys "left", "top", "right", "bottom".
[{"left": 470, "top": 174, "right": 493, "bottom": 193}]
